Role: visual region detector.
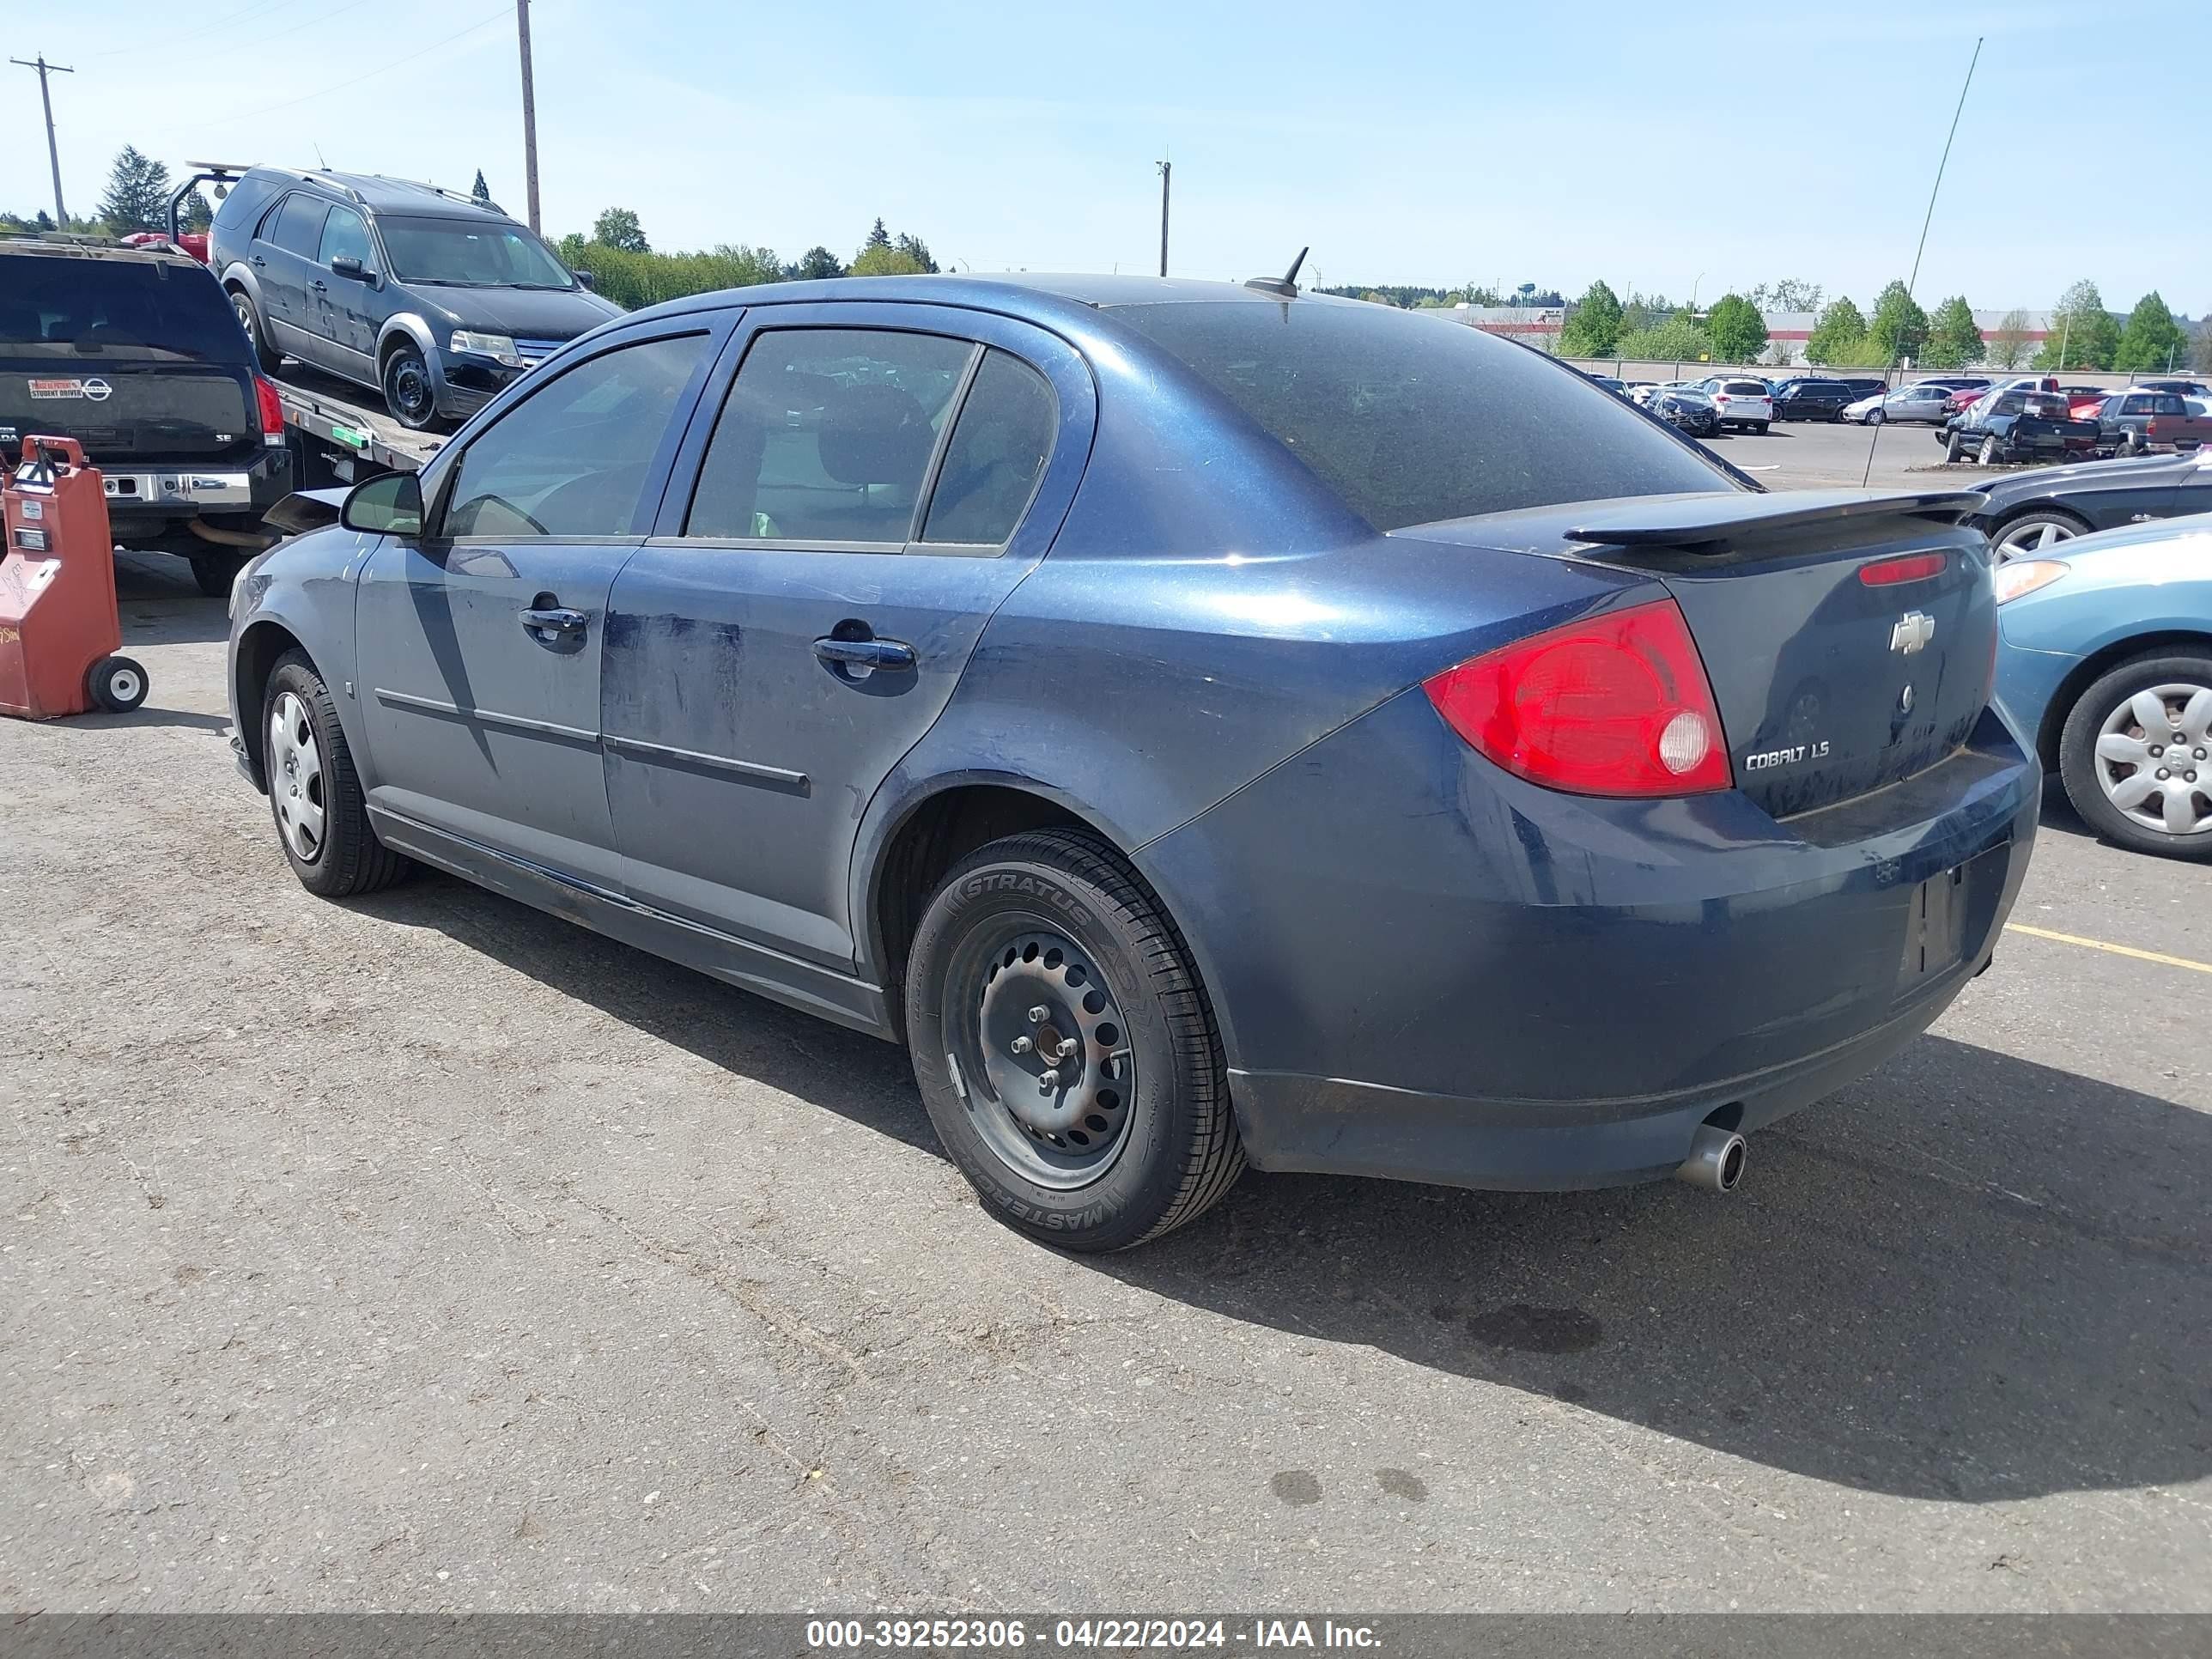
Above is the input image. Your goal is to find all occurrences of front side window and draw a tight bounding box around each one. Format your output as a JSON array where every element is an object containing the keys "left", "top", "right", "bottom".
[
  {"left": 685, "top": 328, "right": 974, "bottom": 543},
  {"left": 1112, "top": 300, "right": 1730, "bottom": 531},
  {"left": 318, "top": 207, "right": 373, "bottom": 270},
  {"left": 377, "top": 216, "right": 574, "bottom": 289},
  {"left": 441, "top": 333, "right": 708, "bottom": 539}
]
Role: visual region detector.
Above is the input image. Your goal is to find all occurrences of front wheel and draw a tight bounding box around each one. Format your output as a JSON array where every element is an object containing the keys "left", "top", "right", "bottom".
[
  {"left": 381, "top": 343, "right": 441, "bottom": 432},
  {"left": 261, "top": 651, "right": 411, "bottom": 896},
  {"left": 2058, "top": 653, "right": 2212, "bottom": 859},
  {"left": 1978, "top": 435, "right": 2001, "bottom": 465},
  {"left": 904, "top": 830, "right": 1243, "bottom": 1251},
  {"left": 1865, "top": 408, "right": 1885, "bottom": 426},
  {"left": 1945, "top": 432, "right": 1965, "bottom": 463}
]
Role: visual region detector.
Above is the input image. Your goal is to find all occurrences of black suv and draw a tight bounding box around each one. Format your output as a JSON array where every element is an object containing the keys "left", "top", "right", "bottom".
[
  {"left": 0, "top": 236, "right": 294, "bottom": 595},
  {"left": 1772, "top": 377, "right": 1854, "bottom": 422},
  {"left": 208, "top": 168, "right": 621, "bottom": 429}
]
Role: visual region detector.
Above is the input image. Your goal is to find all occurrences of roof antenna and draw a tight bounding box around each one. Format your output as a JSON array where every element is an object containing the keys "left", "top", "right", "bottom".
[
  {"left": 1244, "top": 246, "right": 1309, "bottom": 299},
  {"left": 313, "top": 140, "right": 329, "bottom": 169}
]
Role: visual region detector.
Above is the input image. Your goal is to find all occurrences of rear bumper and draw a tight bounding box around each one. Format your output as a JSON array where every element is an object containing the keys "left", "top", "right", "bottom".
[
  {"left": 1136, "top": 696, "right": 2039, "bottom": 1193},
  {"left": 102, "top": 447, "right": 294, "bottom": 527}
]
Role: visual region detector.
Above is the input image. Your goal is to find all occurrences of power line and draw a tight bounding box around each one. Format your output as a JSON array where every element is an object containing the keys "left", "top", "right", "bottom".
[
  {"left": 84, "top": 0, "right": 305, "bottom": 59},
  {"left": 198, "top": 4, "right": 510, "bottom": 127}
]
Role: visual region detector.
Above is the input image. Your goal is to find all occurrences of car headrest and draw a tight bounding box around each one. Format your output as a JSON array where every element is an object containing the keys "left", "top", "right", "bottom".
[{"left": 817, "top": 382, "right": 933, "bottom": 486}]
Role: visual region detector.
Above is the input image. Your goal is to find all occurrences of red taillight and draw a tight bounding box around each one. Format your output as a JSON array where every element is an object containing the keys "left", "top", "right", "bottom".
[
  {"left": 254, "top": 375, "right": 285, "bottom": 440},
  {"left": 1422, "top": 599, "right": 1733, "bottom": 798},
  {"left": 1857, "top": 551, "right": 1948, "bottom": 586}
]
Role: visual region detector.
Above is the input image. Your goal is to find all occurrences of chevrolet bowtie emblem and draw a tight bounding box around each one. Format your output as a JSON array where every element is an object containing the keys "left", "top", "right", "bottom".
[{"left": 1890, "top": 611, "right": 1936, "bottom": 655}]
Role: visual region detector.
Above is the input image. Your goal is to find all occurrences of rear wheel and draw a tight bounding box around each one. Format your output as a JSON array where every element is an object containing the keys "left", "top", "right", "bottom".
[
  {"left": 905, "top": 829, "right": 1243, "bottom": 1252},
  {"left": 1945, "top": 432, "right": 1965, "bottom": 463},
  {"left": 1991, "top": 509, "right": 2089, "bottom": 563},
  {"left": 230, "top": 288, "right": 282, "bottom": 376},
  {"left": 1753, "top": 421, "right": 1770, "bottom": 434},
  {"left": 2058, "top": 653, "right": 2212, "bottom": 860},
  {"left": 261, "top": 652, "right": 411, "bottom": 896}
]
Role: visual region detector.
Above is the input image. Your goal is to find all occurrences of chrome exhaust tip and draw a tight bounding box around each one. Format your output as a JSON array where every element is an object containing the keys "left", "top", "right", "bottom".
[{"left": 1676, "top": 1124, "right": 1747, "bottom": 1194}]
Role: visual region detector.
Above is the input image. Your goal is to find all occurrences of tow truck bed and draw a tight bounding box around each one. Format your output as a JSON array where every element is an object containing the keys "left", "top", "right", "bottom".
[{"left": 270, "top": 368, "right": 444, "bottom": 481}]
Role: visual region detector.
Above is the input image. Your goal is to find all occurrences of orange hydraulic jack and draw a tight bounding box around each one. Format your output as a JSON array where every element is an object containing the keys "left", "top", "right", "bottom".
[{"left": 0, "top": 435, "right": 148, "bottom": 720}]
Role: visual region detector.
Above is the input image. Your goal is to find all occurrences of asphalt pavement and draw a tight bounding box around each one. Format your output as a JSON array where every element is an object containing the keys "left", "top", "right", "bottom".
[
  {"left": 2, "top": 520, "right": 2208, "bottom": 1615},
  {"left": 1698, "top": 412, "right": 2003, "bottom": 490}
]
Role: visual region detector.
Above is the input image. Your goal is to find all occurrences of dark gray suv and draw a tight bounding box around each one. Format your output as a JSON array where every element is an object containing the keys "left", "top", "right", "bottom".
[{"left": 208, "top": 168, "right": 621, "bottom": 429}]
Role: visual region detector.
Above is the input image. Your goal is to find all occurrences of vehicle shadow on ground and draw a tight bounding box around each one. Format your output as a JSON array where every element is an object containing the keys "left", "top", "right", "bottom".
[
  {"left": 115, "top": 556, "right": 234, "bottom": 647},
  {"left": 361, "top": 873, "right": 2211, "bottom": 1505}
]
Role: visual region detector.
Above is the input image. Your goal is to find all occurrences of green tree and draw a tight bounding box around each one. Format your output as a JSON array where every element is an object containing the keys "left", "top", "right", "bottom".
[
  {"left": 1803, "top": 297, "right": 1868, "bottom": 365},
  {"left": 1747, "top": 277, "right": 1823, "bottom": 313},
  {"left": 2035, "top": 280, "right": 2118, "bottom": 370},
  {"left": 177, "top": 189, "right": 214, "bottom": 233},
  {"left": 860, "top": 217, "right": 891, "bottom": 257},
  {"left": 849, "top": 240, "right": 931, "bottom": 277},
  {"left": 1616, "top": 315, "right": 1714, "bottom": 364},
  {"left": 1866, "top": 281, "right": 1929, "bottom": 365},
  {"left": 1920, "top": 295, "right": 1984, "bottom": 369},
  {"left": 1987, "top": 308, "right": 2033, "bottom": 369},
  {"left": 95, "top": 145, "right": 172, "bottom": 233},
  {"left": 893, "top": 231, "right": 939, "bottom": 274},
  {"left": 2113, "top": 291, "right": 2188, "bottom": 373},
  {"left": 592, "top": 207, "right": 649, "bottom": 253},
  {"left": 1557, "top": 279, "right": 1625, "bottom": 357},
  {"left": 2193, "top": 318, "right": 2212, "bottom": 375},
  {"left": 1705, "top": 293, "right": 1769, "bottom": 362},
  {"left": 471, "top": 169, "right": 491, "bottom": 205},
  {"left": 795, "top": 246, "right": 843, "bottom": 280}
]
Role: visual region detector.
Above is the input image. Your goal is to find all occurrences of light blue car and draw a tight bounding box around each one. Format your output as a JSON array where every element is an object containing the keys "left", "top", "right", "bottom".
[{"left": 1995, "top": 513, "right": 2212, "bottom": 859}]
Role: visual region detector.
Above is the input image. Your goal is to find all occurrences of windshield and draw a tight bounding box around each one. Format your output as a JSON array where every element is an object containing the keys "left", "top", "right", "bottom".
[
  {"left": 0, "top": 257, "right": 245, "bottom": 362},
  {"left": 1111, "top": 301, "right": 1732, "bottom": 530},
  {"left": 375, "top": 216, "right": 574, "bottom": 288}
]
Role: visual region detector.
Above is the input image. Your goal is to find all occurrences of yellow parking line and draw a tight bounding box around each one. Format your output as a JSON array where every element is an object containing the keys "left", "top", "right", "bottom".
[{"left": 2004, "top": 922, "right": 2212, "bottom": 975}]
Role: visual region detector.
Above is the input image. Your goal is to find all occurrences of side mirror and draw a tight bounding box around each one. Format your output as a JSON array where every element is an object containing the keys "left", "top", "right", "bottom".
[
  {"left": 331, "top": 254, "right": 374, "bottom": 283},
  {"left": 573, "top": 268, "right": 595, "bottom": 291},
  {"left": 341, "top": 470, "right": 423, "bottom": 537}
]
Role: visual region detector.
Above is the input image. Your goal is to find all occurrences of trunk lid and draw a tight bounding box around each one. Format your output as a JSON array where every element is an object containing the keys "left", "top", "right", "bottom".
[
  {"left": 1407, "top": 489, "right": 1996, "bottom": 820},
  {"left": 0, "top": 358, "right": 258, "bottom": 464}
]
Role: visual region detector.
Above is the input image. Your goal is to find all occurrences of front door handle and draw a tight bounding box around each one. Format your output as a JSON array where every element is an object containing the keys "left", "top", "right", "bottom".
[
  {"left": 251, "top": 254, "right": 266, "bottom": 268},
  {"left": 310, "top": 279, "right": 328, "bottom": 295},
  {"left": 813, "top": 634, "right": 916, "bottom": 670},
  {"left": 520, "top": 605, "right": 588, "bottom": 641}
]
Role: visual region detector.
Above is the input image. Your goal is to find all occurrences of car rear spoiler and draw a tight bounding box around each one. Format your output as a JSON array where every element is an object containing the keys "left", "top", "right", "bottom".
[{"left": 1565, "top": 488, "right": 1987, "bottom": 558}]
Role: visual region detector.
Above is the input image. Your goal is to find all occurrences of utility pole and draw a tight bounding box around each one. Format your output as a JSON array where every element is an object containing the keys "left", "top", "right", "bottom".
[
  {"left": 515, "top": 0, "right": 541, "bottom": 234},
  {"left": 9, "top": 54, "right": 75, "bottom": 225},
  {"left": 1156, "top": 160, "right": 1170, "bottom": 277}
]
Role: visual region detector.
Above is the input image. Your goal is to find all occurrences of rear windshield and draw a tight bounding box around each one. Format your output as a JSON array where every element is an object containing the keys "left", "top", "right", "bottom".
[
  {"left": 1111, "top": 300, "right": 1732, "bottom": 531},
  {"left": 1721, "top": 380, "right": 1767, "bottom": 395},
  {"left": 0, "top": 257, "right": 246, "bottom": 362},
  {"left": 377, "top": 216, "right": 574, "bottom": 289}
]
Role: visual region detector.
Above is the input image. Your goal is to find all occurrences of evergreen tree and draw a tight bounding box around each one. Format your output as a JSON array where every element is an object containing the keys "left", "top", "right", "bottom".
[
  {"left": 795, "top": 246, "right": 844, "bottom": 280},
  {"left": 95, "top": 145, "right": 173, "bottom": 234},
  {"left": 893, "top": 231, "right": 939, "bottom": 274},
  {"left": 2113, "top": 292, "right": 2188, "bottom": 373},
  {"left": 471, "top": 169, "right": 491, "bottom": 205},
  {"left": 1866, "top": 281, "right": 1929, "bottom": 364}
]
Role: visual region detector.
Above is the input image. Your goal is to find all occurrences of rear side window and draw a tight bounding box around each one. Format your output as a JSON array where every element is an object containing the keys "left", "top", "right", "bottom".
[
  {"left": 270, "top": 193, "right": 329, "bottom": 258},
  {"left": 685, "top": 328, "right": 975, "bottom": 544},
  {"left": 442, "top": 333, "right": 708, "bottom": 538},
  {"left": 2155, "top": 395, "right": 2185, "bottom": 416},
  {"left": 0, "top": 257, "right": 246, "bottom": 362},
  {"left": 2123, "top": 395, "right": 2154, "bottom": 414},
  {"left": 921, "top": 349, "right": 1056, "bottom": 545},
  {"left": 1112, "top": 301, "right": 1729, "bottom": 530}
]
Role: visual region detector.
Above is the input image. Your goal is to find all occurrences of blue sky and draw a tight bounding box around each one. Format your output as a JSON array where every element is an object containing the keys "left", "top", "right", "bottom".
[{"left": 15, "top": 0, "right": 2209, "bottom": 316}]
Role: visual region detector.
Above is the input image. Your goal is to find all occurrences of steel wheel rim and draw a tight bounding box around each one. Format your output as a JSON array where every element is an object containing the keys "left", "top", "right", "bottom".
[
  {"left": 2093, "top": 682, "right": 2212, "bottom": 838},
  {"left": 269, "top": 690, "right": 328, "bottom": 862},
  {"left": 107, "top": 665, "right": 143, "bottom": 704},
  {"left": 387, "top": 354, "right": 433, "bottom": 424},
  {"left": 1994, "top": 518, "right": 2076, "bottom": 563},
  {"left": 949, "top": 926, "right": 1136, "bottom": 1189}
]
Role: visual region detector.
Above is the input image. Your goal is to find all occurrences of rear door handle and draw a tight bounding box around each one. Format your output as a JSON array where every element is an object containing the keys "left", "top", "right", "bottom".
[
  {"left": 520, "top": 605, "right": 588, "bottom": 641},
  {"left": 813, "top": 635, "right": 916, "bottom": 670}
]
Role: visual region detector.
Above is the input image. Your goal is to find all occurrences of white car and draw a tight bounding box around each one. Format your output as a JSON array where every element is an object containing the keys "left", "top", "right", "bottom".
[
  {"left": 1631, "top": 379, "right": 1697, "bottom": 408},
  {"left": 1698, "top": 376, "right": 1775, "bottom": 433}
]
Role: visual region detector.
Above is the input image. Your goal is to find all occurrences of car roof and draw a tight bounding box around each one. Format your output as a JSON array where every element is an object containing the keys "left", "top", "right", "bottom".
[
  {"left": 0, "top": 234, "right": 203, "bottom": 270},
  {"left": 249, "top": 165, "right": 518, "bottom": 220}
]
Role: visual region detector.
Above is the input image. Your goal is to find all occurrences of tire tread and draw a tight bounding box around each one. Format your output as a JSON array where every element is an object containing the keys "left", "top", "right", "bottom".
[{"left": 267, "top": 650, "right": 410, "bottom": 896}]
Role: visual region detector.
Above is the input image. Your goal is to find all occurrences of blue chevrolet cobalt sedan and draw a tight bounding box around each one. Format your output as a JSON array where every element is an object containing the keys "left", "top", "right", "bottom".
[{"left": 228, "top": 274, "right": 2039, "bottom": 1250}]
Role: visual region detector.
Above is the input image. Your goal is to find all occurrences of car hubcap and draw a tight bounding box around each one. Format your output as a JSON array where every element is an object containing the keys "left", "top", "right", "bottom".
[
  {"left": 234, "top": 296, "right": 255, "bottom": 341},
  {"left": 107, "top": 665, "right": 143, "bottom": 704},
  {"left": 269, "top": 690, "right": 327, "bottom": 862},
  {"left": 2094, "top": 684, "right": 2212, "bottom": 839},
  {"left": 958, "top": 930, "right": 1134, "bottom": 1187},
  {"left": 1994, "top": 519, "right": 2076, "bottom": 563}
]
